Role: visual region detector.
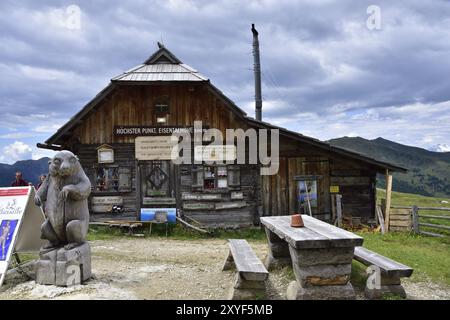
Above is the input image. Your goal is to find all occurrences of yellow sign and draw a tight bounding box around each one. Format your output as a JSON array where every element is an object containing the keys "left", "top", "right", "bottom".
[{"left": 330, "top": 185, "right": 339, "bottom": 193}]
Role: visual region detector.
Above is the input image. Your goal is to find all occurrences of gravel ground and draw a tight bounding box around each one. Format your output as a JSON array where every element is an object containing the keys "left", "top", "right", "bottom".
[{"left": 0, "top": 238, "right": 448, "bottom": 300}]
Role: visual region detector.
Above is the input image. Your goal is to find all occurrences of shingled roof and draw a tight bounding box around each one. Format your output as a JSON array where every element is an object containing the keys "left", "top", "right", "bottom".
[{"left": 112, "top": 44, "right": 208, "bottom": 82}]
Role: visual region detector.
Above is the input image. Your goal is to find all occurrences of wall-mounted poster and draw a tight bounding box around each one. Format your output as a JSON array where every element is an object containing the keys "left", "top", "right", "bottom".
[
  {"left": 297, "top": 180, "right": 318, "bottom": 208},
  {"left": 97, "top": 144, "right": 114, "bottom": 164},
  {"left": 0, "top": 220, "right": 18, "bottom": 261}
]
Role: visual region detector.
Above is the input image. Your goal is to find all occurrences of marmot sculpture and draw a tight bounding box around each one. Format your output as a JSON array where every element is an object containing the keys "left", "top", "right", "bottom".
[{"left": 35, "top": 150, "right": 91, "bottom": 251}]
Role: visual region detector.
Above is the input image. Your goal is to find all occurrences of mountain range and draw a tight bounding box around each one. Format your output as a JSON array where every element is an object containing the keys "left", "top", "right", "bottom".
[
  {"left": 0, "top": 157, "right": 50, "bottom": 187},
  {"left": 329, "top": 137, "right": 450, "bottom": 197}
]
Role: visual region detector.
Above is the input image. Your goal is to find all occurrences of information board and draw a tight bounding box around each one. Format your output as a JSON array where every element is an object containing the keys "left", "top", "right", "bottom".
[{"left": 0, "top": 187, "right": 46, "bottom": 287}]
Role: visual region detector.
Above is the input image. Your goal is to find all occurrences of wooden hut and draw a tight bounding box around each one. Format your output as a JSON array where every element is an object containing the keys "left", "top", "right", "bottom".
[{"left": 38, "top": 44, "right": 406, "bottom": 227}]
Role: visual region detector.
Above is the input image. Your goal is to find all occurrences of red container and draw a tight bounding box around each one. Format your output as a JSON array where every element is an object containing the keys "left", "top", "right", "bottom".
[{"left": 291, "top": 213, "right": 304, "bottom": 228}]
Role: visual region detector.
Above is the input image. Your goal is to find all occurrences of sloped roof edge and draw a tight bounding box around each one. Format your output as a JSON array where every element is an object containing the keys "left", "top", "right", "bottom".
[{"left": 245, "top": 116, "right": 408, "bottom": 173}]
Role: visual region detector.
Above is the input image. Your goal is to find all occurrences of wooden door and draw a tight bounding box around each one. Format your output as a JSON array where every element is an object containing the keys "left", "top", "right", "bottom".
[{"left": 139, "top": 160, "right": 176, "bottom": 208}]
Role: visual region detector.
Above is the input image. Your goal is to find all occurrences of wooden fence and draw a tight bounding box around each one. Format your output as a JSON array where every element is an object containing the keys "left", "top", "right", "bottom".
[{"left": 390, "top": 205, "right": 450, "bottom": 237}]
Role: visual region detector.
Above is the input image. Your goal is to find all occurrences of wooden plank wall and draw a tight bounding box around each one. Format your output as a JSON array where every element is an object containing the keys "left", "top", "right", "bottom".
[
  {"left": 261, "top": 153, "right": 377, "bottom": 223},
  {"left": 74, "top": 143, "right": 137, "bottom": 218},
  {"left": 72, "top": 84, "right": 249, "bottom": 145},
  {"left": 262, "top": 157, "right": 330, "bottom": 219},
  {"left": 178, "top": 164, "right": 260, "bottom": 228},
  {"left": 330, "top": 159, "right": 377, "bottom": 222}
]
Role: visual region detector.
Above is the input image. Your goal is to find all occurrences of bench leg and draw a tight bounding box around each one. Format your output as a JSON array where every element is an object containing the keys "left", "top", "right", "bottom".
[
  {"left": 286, "top": 245, "right": 356, "bottom": 300},
  {"left": 264, "top": 227, "right": 291, "bottom": 270},
  {"left": 222, "top": 251, "right": 235, "bottom": 271},
  {"left": 228, "top": 273, "right": 267, "bottom": 300},
  {"left": 365, "top": 274, "right": 407, "bottom": 299}
]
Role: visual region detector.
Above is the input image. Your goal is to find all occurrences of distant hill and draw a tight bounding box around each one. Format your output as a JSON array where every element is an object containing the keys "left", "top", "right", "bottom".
[
  {"left": 0, "top": 158, "right": 50, "bottom": 187},
  {"left": 328, "top": 137, "right": 450, "bottom": 197}
]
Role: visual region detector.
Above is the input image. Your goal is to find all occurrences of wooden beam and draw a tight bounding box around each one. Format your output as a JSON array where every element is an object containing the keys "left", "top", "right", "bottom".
[{"left": 384, "top": 169, "right": 393, "bottom": 232}]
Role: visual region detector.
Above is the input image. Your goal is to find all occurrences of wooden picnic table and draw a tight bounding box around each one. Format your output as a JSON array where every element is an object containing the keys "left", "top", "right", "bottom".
[{"left": 260, "top": 215, "right": 363, "bottom": 300}]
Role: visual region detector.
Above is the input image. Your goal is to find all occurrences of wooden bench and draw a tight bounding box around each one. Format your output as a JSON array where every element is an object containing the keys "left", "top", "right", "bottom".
[
  {"left": 222, "top": 239, "right": 269, "bottom": 300},
  {"left": 354, "top": 246, "right": 413, "bottom": 299}
]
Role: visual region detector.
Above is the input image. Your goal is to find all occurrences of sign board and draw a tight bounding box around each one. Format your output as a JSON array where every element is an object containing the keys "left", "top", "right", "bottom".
[
  {"left": 91, "top": 196, "right": 123, "bottom": 205},
  {"left": 0, "top": 187, "right": 46, "bottom": 287},
  {"left": 135, "top": 136, "right": 179, "bottom": 160},
  {"left": 194, "top": 145, "right": 236, "bottom": 162},
  {"left": 330, "top": 185, "right": 340, "bottom": 193},
  {"left": 97, "top": 144, "right": 114, "bottom": 164},
  {"left": 91, "top": 196, "right": 123, "bottom": 213},
  {"left": 115, "top": 126, "right": 203, "bottom": 137},
  {"left": 140, "top": 208, "right": 177, "bottom": 223}
]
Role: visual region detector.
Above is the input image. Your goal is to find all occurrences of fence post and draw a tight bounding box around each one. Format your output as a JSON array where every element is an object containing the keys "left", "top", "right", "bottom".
[
  {"left": 412, "top": 205, "right": 419, "bottom": 234},
  {"left": 336, "top": 194, "right": 343, "bottom": 228}
]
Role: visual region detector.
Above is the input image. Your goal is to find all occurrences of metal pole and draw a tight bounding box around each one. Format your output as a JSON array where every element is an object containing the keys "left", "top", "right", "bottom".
[{"left": 251, "top": 23, "right": 262, "bottom": 121}]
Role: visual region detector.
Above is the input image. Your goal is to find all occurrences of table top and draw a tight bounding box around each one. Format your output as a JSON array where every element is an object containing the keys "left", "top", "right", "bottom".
[{"left": 260, "top": 215, "right": 364, "bottom": 249}]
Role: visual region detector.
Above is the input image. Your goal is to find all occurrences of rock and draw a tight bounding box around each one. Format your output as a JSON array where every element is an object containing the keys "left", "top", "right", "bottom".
[
  {"left": 35, "top": 242, "right": 91, "bottom": 287},
  {"left": 291, "top": 263, "right": 352, "bottom": 287},
  {"left": 289, "top": 246, "right": 354, "bottom": 267},
  {"left": 286, "top": 281, "right": 356, "bottom": 300}
]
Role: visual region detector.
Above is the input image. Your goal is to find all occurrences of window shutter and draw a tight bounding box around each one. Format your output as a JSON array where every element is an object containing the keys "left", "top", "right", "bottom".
[
  {"left": 118, "top": 167, "right": 132, "bottom": 192},
  {"left": 227, "top": 165, "right": 240, "bottom": 188},
  {"left": 192, "top": 167, "right": 204, "bottom": 189}
]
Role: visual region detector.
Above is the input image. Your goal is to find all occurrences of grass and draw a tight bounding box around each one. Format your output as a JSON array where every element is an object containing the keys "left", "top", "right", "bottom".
[
  {"left": 87, "top": 224, "right": 266, "bottom": 242},
  {"left": 354, "top": 231, "right": 450, "bottom": 286}
]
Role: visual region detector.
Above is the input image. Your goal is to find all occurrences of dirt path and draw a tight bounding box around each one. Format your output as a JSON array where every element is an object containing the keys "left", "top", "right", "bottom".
[{"left": 0, "top": 238, "right": 448, "bottom": 300}]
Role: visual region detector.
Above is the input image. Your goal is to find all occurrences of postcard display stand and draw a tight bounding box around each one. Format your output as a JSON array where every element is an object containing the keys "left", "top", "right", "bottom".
[{"left": 0, "top": 187, "right": 45, "bottom": 287}]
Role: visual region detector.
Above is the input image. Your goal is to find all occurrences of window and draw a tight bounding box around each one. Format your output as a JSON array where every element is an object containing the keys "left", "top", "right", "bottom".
[
  {"left": 93, "top": 166, "right": 131, "bottom": 193},
  {"left": 192, "top": 165, "right": 240, "bottom": 191},
  {"left": 154, "top": 96, "right": 169, "bottom": 125},
  {"left": 156, "top": 115, "right": 167, "bottom": 124}
]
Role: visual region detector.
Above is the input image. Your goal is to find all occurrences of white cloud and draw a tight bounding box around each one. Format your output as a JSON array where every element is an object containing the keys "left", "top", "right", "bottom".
[
  {"left": 0, "top": 141, "right": 32, "bottom": 164},
  {"left": 0, "top": 132, "right": 36, "bottom": 139},
  {"left": 32, "top": 147, "right": 56, "bottom": 161},
  {"left": 33, "top": 124, "right": 64, "bottom": 133}
]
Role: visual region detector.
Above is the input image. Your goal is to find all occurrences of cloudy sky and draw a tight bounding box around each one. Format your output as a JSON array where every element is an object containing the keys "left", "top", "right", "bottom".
[{"left": 1, "top": 0, "right": 449, "bottom": 163}]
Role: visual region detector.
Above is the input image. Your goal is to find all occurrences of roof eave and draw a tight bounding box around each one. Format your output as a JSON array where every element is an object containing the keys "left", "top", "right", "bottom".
[{"left": 245, "top": 117, "right": 408, "bottom": 173}]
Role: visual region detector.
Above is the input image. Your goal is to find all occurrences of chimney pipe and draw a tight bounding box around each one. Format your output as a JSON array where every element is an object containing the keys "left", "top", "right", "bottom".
[{"left": 252, "top": 23, "right": 262, "bottom": 121}]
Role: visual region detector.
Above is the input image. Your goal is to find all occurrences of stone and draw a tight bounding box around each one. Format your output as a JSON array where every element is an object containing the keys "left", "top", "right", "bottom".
[
  {"left": 264, "top": 228, "right": 291, "bottom": 270},
  {"left": 286, "top": 281, "right": 355, "bottom": 300},
  {"left": 234, "top": 274, "right": 266, "bottom": 290},
  {"left": 364, "top": 274, "right": 406, "bottom": 299},
  {"left": 291, "top": 263, "right": 352, "bottom": 287},
  {"left": 35, "top": 249, "right": 58, "bottom": 285},
  {"left": 289, "top": 246, "right": 354, "bottom": 267},
  {"left": 229, "top": 273, "right": 266, "bottom": 300},
  {"left": 228, "top": 287, "right": 266, "bottom": 300},
  {"left": 35, "top": 242, "right": 91, "bottom": 286},
  {"left": 365, "top": 284, "right": 407, "bottom": 299},
  {"left": 264, "top": 253, "right": 292, "bottom": 271}
]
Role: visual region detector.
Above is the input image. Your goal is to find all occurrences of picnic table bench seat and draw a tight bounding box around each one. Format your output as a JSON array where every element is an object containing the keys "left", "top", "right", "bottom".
[
  {"left": 222, "top": 239, "right": 268, "bottom": 300},
  {"left": 354, "top": 246, "right": 413, "bottom": 299}
]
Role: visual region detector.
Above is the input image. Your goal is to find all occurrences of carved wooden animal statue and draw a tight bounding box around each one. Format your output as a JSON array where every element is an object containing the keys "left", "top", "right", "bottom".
[{"left": 35, "top": 151, "right": 91, "bottom": 251}]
